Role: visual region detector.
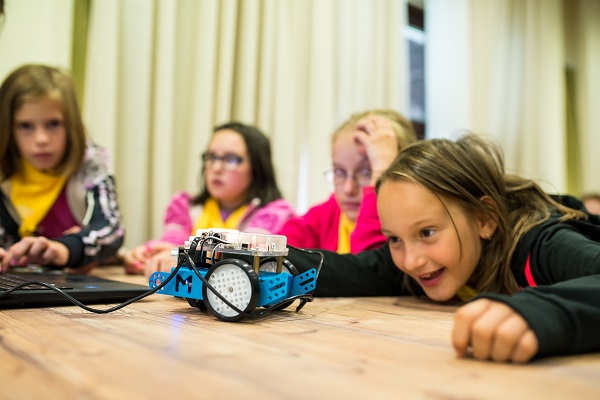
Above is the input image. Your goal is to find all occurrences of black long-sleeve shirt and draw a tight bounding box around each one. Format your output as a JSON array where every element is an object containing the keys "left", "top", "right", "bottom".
[{"left": 286, "top": 211, "right": 600, "bottom": 359}]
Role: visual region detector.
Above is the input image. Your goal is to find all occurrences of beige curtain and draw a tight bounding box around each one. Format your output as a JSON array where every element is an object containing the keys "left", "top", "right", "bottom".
[
  {"left": 0, "top": 0, "right": 75, "bottom": 80},
  {"left": 82, "top": 0, "right": 408, "bottom": 249},
  {"left": 575, "top": 0, "right": 600, "bottom": 196},
  {"left": 426, "top": 0, "right": 600, "bottom": 196}
]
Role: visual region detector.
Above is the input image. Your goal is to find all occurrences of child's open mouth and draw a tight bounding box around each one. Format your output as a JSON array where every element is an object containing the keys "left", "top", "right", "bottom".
[{"left": 418, "top": 268, "right": 444, "bottom": 287}]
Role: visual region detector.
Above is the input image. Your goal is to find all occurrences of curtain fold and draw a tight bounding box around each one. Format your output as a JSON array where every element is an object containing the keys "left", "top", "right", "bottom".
[
  {"left": 83, "top": 0, "right": 408, "bottom": 248},
  {"left": 426, "top": 0, "right": 599, "bottom": 196}
]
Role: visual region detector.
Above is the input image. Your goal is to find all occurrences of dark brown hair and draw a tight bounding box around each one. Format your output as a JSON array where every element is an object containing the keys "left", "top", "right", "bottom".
[{"left": 377, "top": 134, "right": 586, "bottom": 294}]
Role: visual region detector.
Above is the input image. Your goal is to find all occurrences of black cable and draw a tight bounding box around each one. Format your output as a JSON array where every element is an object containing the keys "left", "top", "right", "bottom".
[
  {"left": 0, "top": 250, "right": 188, "bottom": 313},
  {"left": 185, "top": 244, "right": 324, "bottom": 319},
  {"left": 0, "top": 239, "right": 324, "bottom": 318}
]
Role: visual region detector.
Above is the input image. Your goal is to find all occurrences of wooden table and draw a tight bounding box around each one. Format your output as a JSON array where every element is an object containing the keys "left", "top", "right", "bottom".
[{"left": 1, "top": 267, "right": 599, "bottom": 399}]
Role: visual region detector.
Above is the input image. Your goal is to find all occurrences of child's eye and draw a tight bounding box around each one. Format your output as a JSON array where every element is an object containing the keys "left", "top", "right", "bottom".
[
  {"left": 386, "top": 236, "right": 402, "bottom": 246},
  {"left": 15, "top": 122, "right": 33, "bottom": 131},
  {"left": 421, "top": 228, "right": 435, "bottom": 238},
  {"left": 47, "top": 119, "right": 62, "bottom": 128}
]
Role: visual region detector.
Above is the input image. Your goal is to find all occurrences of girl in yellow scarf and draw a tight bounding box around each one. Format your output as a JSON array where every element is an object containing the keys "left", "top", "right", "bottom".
[
  {"left": 123, "top": 122, "right": 294, "bottom": 276},
  {"left": 0, "top": 64, "right": 124, "bottom": 272}
]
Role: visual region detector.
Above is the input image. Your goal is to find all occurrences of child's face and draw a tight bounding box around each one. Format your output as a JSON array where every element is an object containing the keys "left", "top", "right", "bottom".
[
  {"left": 377, "top": 180, "right": 488, "bottom": 302},
  {"left": 331, "top": 131, "right": 371, "bottom": 221},
  {"left": 204, "top": 129, "right": 252, "bottom": 210},
  {"left": 13, "top": 97, "right": 67, "bottom": 172},
  {"left": 584, "top": 198, "right": 600, "bottom": 215}
]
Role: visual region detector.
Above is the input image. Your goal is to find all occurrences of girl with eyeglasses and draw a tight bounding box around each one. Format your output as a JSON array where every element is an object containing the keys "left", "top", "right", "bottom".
[
  {"left": 278, "top": 109, "right": 417, "bottom": 254},
  {"left": 123, "top": 122, "right": 295, "bottom": 275}
]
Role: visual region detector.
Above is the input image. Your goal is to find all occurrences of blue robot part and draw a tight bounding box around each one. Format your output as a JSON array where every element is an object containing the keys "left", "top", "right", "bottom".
[{"left": 148, "top": 229, "right": 320, "bottom": 322}]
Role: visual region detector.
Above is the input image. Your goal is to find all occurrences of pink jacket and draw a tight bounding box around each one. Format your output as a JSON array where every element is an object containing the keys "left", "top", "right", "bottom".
[
  {"left": 277, "top": 186, "right": 386, "bottom": 253},
  {"left": 150, "top": 191, "right": 295, "bottom": 246}
]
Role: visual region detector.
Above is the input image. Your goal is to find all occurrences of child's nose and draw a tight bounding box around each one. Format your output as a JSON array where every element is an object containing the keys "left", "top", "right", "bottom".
[
  {"left": 33, "top": 127, "right": 50, "bottom": 143},
  {"left": 342, "top": 174, "right": 359, "bottom": 193},
  {"left": 403, "top": 246, "right": 426, "bottom": 273}
]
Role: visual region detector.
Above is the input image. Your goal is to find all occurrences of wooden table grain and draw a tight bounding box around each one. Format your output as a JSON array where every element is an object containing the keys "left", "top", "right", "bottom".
[{"left": 1, "top": 267, "right": 599, "bottom": 399}]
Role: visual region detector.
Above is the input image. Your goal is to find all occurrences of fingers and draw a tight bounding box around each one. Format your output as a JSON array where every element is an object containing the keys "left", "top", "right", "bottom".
[
  {"left": 1, "top": 237, "right": 39, "bottom": 270},
  {"left": 144, "top": 250, "right": 175, "bottom": 277},
  {"left": 0, "top": 237, "right": 71, "bottom": 271},
  {"left": 452, "top": 299, "right": 538, "bottom": 363},
  {"left": 489, "top": 313, "right": 530, "bottom": 362},
  {"left": 452, "top": 299, "right": 492, "bottom": 357},
  {"left": 0, "top": 248, "right": 7, "bottom": 273},
  {"left": 124, "top": 246, "right": 147, "bottom": 275},
  {"left": 124, "top": 243, "right": 175, "bottom": 275},
  {"left": 512, "top": 330, "right": 539, "bottom": 363},
  {"left": 352, "top": 117, "right": 400, "bottom": 177},
  {"left": 469, "top": 302, "right": 516, "bottom": 360}
]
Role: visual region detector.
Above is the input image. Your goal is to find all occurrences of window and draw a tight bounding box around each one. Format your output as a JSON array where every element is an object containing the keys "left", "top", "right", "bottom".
[{"left": 406, "top": 2, "right": 425, "bottom": 139}]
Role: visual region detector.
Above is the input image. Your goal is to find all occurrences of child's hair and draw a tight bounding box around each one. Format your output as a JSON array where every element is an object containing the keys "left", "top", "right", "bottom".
[
  {"left": 376, "top": 133, "right": 586, "bottom": 295},
  {"left": 192, "top": 121, "right": 284, "bottom": 207},
  {"left": 0, "top": 64, "right": 87, "bottom": 180},
  {"left": 332, "top": 108, "right": 417, "bottom": 152}
]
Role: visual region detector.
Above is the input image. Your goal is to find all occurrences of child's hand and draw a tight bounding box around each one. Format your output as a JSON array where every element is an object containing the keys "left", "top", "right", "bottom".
[
  {"left": 452, "top": 298, "right": 539, "bottom": 363},
  {"left": 352, "top": 116, "right": 400, "bottom": 184},
  {"left": 123, "top": 242, "right": 174, "bottom": 275},
  {"left": 144, "top": 249, "right": 176, "bottom": 277},
  {"left": 0, "top": 247, "right": 7, "bottom": 272},
  {"left": 0, "top": 237, "right": 70, "bottom": 272}
]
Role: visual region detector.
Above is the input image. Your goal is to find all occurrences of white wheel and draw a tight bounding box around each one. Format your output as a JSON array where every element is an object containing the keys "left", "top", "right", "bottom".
[
  {"left": 258, "top": 257, "right": 298, "bottom": 275},
  {"left": 203, "top": 259, "right": 259, "bottom": 322}
]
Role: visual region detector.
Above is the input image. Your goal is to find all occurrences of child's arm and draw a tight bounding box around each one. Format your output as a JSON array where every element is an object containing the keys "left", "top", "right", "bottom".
[
  {"left": 475, "top": 274, "right": 600, "bottom": 360},
  {"left": 55, "top": 174, "right": 124, "bottom": 269},
  {"left": 285, "top": 244, "right": 409, "bottom": 297},
  {"left": 461, "top": 224, "right": 600, "bottom": 361}
]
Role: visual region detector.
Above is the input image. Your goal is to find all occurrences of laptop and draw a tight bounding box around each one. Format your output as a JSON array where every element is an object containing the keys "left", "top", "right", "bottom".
[{"left": 0, "top": 266, "right": 150, "bottom": 308}]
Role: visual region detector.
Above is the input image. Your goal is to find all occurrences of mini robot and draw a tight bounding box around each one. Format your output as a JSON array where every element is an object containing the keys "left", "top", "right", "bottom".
[{"left": 148, "top": 229, "right": 319, "bottom": 322}]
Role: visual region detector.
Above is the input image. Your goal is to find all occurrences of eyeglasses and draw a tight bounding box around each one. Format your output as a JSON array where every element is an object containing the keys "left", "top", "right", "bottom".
[
  {"left": 324, "top": 167, "right": 373, "bottom": 187},
  {"left": 201, "top": 152, "right": 244, "bottom": 170}
]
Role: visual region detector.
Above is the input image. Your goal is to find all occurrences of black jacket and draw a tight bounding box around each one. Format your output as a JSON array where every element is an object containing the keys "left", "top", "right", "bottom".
[{"left": 286, "top": 196, "right": 600, "bottom": 359}]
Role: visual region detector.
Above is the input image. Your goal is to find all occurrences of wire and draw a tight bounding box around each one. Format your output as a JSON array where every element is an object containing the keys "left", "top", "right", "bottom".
[
  {"left": 0, "top": 238, "right": 325, "bottom": 319},
  {"left": 0, "top": 252, "right": 188, "bottom": 313},
  {"left": 186, "top": 244, "right": 324, "bottom": 319}
]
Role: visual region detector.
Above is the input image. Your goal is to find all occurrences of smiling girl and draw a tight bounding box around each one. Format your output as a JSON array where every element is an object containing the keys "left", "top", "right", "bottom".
[
  {"left": 287, "top": 134, "right": 600, "bottom": 363},
  {"left": 0, "top": 64, "right": 124, "bottom": 272}
]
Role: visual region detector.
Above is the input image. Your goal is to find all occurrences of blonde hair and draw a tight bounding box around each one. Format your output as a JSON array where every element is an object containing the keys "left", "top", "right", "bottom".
[
  {"left": 377, "top": 133, "right": 586, "bottom": 295},
  {"left": 0, "top": 64, "right": 87, "bottom": 180},
  {"left": 331, "top": 108, "right": 417, "bottom": 152}
]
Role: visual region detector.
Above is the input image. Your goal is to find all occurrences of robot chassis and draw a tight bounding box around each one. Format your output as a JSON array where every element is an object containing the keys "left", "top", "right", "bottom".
[{"left": 148, "top": 229, "right": 318, "bottom": 322}]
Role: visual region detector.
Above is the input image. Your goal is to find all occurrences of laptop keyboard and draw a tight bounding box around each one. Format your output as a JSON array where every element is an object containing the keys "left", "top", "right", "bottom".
[{"left": 0, "top": 274, "right": 71, "bottom": 291}]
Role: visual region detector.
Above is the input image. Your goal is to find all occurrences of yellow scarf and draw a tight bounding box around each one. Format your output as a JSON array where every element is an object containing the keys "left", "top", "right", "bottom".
[
  {"left": 192, "top": 197, "right": 248, "bottom": 234},
  {"left": 10, "top": 160, "right": 67, "bottom": 237},
  {"left": 456, "top": 285, "right": 477, "bottom": 301},
  {"left": 336, "top": 212, "right": 356, "bottom": 254}
]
